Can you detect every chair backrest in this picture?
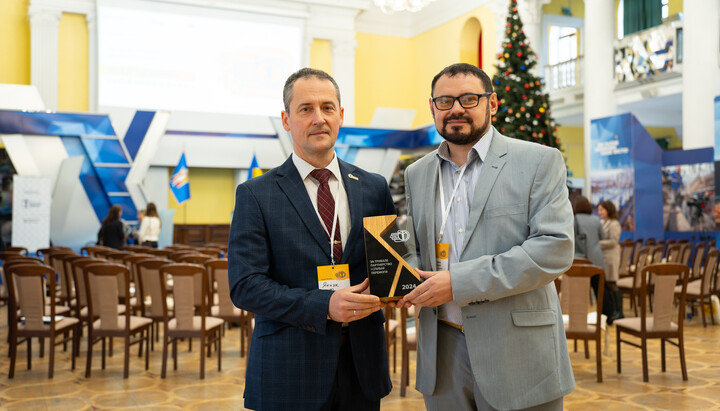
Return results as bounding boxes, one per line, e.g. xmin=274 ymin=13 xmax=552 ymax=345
xmin=6 ymin=264 xmax=56 ymax=331
xmin=123 ymin=253 xmax=154 ymax=281
xmin=650 ymin=245 xmax=665 ymax=264
xmin=561 ymin=264 xmax=604 ymax=333
xmin=665 ymin=244 xmax=682 ymax=263
xmin=70 ymin=257 xmax=104 ymax=308
xmin=691 ymin=242 xmax=707 ymax=280
xmin=679 ymin=242 xmax=693 ymax=266
xmin=49 ymin=251 xmax=77 ymax=299
xmin=136 ymin=259 xmax=170 ymax=317
xmin=58 ymin=254 xmax=85 ymax=300
xmin=197 ymin=247 xmax=222 ymax=258
xmin=618 ymin=240 xmax=635 ymax=276
xmin=639 ymin=263 xmax=689 ymax=332
xmin=84 ymin=263 xmax=130 ymax=330
xmin=572 ymin=257 xmax=592 ymax=265
xmin=160 ymin=263 xmax=208 ymax=331
xmin=170 ymin=250 xmax=197 ymax=262
xmin=5 ymin=246 xmax=28 ymax=255
xmin=700 ymin=249 xmax=719 ymax=296
xmin=205 ymin=259 xmax=233 ymax=316
xmin=633 ymin=246 xmax=653 ymax=289
xmin=0 ymin=250 xmax=24 ymax=263
xmin=81 ymin=245 xmax=113 ymax=257
xmin=144 ymin=248 xmax=172 ymax=259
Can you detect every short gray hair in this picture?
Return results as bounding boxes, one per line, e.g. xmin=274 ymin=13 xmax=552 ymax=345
xmin=282 ymin=67 xmax=341 ymax=112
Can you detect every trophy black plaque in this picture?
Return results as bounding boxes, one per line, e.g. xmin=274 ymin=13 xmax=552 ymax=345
xmin=363 ymin=215 xmax=421 ymax=302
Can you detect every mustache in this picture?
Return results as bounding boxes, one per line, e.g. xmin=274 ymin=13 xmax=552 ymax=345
xmin=309 ymin=126 xmax=331 ymax=134
xmin=443 ymin=114 xmax=473 ymax=127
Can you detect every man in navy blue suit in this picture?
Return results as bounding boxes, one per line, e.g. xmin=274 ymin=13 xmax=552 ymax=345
xmin=228 ymin=68 xmax=395 ymax=410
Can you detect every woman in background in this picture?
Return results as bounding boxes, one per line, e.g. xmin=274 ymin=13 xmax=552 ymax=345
xmin=99 ymin=205 xmax=126 ymax=249
xmin=573 ymin=196 xmax=607 ymax=314
xmin=138 ymin=202 xmax=161 ymax=248
xmin=598 ymin=200 xmax=624 ymax=323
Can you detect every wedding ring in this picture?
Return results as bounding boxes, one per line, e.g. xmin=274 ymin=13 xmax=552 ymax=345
xmin=353 ymin=309 xmax=357 ymax=316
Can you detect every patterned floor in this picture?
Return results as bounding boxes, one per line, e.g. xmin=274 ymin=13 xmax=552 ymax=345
xmin=0 ymin=305 xmax=718 ymax=410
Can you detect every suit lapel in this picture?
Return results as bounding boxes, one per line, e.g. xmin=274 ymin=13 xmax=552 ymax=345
xmin=339 ymin=160 xmax=362 ymax=265
xmin=276 ymin=157 xmax=331 ymax=259
xmin=461 ymin=131 xmax=507 ymax=255
xmin=420 ymin=155 xmax=440 ymax=269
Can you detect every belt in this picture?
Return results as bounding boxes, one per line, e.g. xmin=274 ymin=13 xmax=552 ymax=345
xmin=439 ymin=319 xmax=464 ymax=333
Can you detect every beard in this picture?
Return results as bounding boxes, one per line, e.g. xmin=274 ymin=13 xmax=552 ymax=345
xmin=437 ymin=104 xmax=491 ymax=146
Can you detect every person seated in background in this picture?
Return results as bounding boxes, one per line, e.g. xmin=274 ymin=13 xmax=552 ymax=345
xmin=98 ymin=205 xmax=126 ymax=249
xmin=138 ymin=203 xmax=160 ymax=248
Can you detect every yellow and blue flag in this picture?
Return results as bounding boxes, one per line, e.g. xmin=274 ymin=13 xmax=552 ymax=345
xmin=170 ymin=153 xmax=190 ymax=204
xmin=247 ymin=154 xmax=263 ymax=180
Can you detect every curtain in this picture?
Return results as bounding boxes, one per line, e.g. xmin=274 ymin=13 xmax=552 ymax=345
xmin=623 ymin=0 xmax=662 ymax=37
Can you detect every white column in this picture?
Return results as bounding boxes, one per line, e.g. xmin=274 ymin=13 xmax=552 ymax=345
xmin=332 ymin=37 xmax=357 ymax=125
xmin=582 ymin=0 xmax=616 ymax=192
xmin=28 ymin=6 xmax=62 ymax=111
xmin=682 ymin=1 xmax=720 ymax=150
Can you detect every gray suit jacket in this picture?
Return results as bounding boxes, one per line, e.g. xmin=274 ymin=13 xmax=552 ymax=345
xmin=404 ymin=129 xmax=575 ymax=410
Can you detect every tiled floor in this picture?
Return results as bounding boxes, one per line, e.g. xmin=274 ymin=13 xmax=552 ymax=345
xmin=0 ymin=306 xmax=718 ymax=410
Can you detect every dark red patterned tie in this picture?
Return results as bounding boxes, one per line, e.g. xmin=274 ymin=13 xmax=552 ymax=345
xmin=311 ymin=169 xmax=342 ymax=262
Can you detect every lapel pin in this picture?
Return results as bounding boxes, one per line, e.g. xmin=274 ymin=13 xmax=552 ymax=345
xmin=348 ymin=173 xmax=359 ymax=181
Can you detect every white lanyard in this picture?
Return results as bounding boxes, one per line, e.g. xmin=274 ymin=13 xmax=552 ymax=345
xmin=318 ymin=178 xmax=341 ymax=266
xmin=437 ymin=162 xmax=468 ymax=244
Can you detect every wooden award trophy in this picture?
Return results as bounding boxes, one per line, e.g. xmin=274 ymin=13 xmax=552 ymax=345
xmin=363 ymin=215 xmax=422 ymax=302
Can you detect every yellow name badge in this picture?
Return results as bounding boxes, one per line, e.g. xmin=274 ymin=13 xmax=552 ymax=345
xmin=435 ymin=243 xmax=449 ymax=271
xmin=317 ymin=264 xmax=351 ymax=291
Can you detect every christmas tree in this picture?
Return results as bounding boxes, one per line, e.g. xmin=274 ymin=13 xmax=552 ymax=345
xmin=492 ymin=0 xmax=561 ymax=150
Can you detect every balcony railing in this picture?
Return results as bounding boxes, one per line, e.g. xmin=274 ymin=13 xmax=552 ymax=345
xmin=544 ymin=56 xmax=584 ymax=91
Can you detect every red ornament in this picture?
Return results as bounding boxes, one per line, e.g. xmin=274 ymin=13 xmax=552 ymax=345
xmin=519 ymin=125 xmax=525 ymax=131
xmin=498 ymin=53 xmax=503 ymax=58
xmin=508 ymin=43 xmax=512 ymax=48
xmin=508 ymin=109 xmax=514 ymax=114
xmin=520 ymin=107 xmax=526 ymax=112
xmin=532 ymin=132 xmax=538 ymax=138
xmin=507 ymin=30 xmax=511 ymax=34
xmin=504 ymin=71 xmax=509 ymax=76
xmin=501 ymin=128 xmax=505 ymax=133
xmin=517 ymin=52 xmax=522 ymax=57
xmin=535 ymin=80 xmax=540 ymax=86
xmin=536 ymin=114 xmax=541 ymax=118
xmin=507 ymin=22 xmax=511 ymax=27
xmin=505 ymin=86 xmax=511 ymax=91
xmin=524 ymin=84 xmax=530 ymax=89
xmin=522 ymin=95 xmax=527 ymax=100
xmin=492 ymin=117 xmax=497 ymax=122
xmin=508 ymin=68 xmax=513 ymax=73
xmin=513 ymin=7 xmax=517 ymax=12
xmin=541 ymin=130 xmax=546 ymax=134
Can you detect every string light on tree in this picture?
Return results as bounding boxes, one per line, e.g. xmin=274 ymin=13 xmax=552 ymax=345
xmin=492 ymin=0 xmax=562 ymax=149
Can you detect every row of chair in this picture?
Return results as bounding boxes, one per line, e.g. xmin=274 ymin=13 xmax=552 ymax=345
xmin=1 ymin=245 xmax=250 ymax=380
xmin=562 ymin=261 xmax=692 ymax=383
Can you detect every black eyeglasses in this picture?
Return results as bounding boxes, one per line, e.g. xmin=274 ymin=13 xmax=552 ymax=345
xmin=431 ymin=92 xmax=492 ymax=110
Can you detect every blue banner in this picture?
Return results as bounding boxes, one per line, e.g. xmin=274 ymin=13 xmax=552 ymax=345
xmin=170 ymin=153 xmax=190 ymax=204
xmin=0 ymin=110 xmax=116 ymax=137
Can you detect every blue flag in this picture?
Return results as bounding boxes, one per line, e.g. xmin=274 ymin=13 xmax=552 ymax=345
xmin=247 ymin=154 xmax=263 ymax=180
xmin=170 ymin=153 xmax=190 ymax=204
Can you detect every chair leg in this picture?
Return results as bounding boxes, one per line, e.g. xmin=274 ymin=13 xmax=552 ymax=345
xmin=217 ymin=330 xmax=222 ymax=372
xmin=109 ymin=337 xmax=113 ymax=357
xmin=145 ymin=329 xmax=150 ymax=371
xmin=641 ymin=337 xmax=649 ymax=382
xmin=48 ymin=335 xmax=55 ymax=379
xmin=138 ymin=330 xmax=144 ymax=358
xmin=200 ymin=336 xmax=206 ymax=379
xmin=661 ymin=339 xmax=666 ymax=372
xmin=584 ymin=340 xmax=589 ymax=359
xmin=595 ymin=336 xmax=602 ymax=383
xmin=161 ymin=332 xmax=169 ymax=378
xmin=400 ymin=349 xmax=408 ymax=397
xmin=616 ymin=329 xmax=622 ymax=374
xmin=101 ymin=337 xmax=106 ymax=370
xmin=173 ymin=339 xmax=178 ymax=371
xmin=701 ymin=300 xmax=707 ymax=328
xmin=8 ymin=334 xmax=17 ymax=378
xmin=71 ymin=326 xmax=77 ymax=371
xmin=678 ymin=335 xmax=688 ymax=381
xmin=124 ymin=335 xmax=130 ymax=379
xmin=39 ymin=337 xmax=44 ymax=358
xmin=86 ymin=335 xmax=93 ymax=378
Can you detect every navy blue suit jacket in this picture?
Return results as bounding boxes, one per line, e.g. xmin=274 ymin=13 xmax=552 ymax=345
xmin=228 ymin=156 xmax=395 ymax=410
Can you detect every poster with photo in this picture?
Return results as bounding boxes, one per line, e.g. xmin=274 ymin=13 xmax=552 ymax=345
xmin=663 ymin=163 xmax=715 ymax=232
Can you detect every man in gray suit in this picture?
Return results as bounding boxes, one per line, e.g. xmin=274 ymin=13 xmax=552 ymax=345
xmin=399 ymin=63 xmax=575 ymax=410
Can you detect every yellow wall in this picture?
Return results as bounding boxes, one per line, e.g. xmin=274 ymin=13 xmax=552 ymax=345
xmin=310 ymin=39 xmax=332 ymax=75
xmin=168 ymin=167 xmax=235 ymax=224
xmin=557 ymin=126 xmax=584 ymax=178
xmin=542 ymin=0 xmax=585 ymax=17
xmin=668 ymin=0 xmax=682 ymax=17
xmin=0 ymin=0 xmax=30 ymax=84
xmin=58 ymin=13 xmax=89 ymax=111
xmin=355 ymin=6 xmax=497 ymax=128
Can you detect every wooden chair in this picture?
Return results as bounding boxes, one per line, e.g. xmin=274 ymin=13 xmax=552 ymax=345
xmin=616 ymin=263 xmax=690 ymax=382
xmin=136 ymin=258 xmax=172 ymax=351
xmin=144 ymin=248 xmax=173 ymax=259
xmin=618 ymin=239 xmax=635 ymax=278
xmin=83 ymin=263 xmax=152 ymax=378
xmin=561 ymin=264 xmax=605 ymax=382
xmin=197 ymin=247 xmax=222 ymax=258
xmin=679 ymin=242 xmax=693 ymax=267
xmin=37 ymin=246 xmax=74 ymax=265
xmin=159 ymin=263 xmax=224 ymax=379
xmin=170 ymin=250 xmax=197 ymax=262
xmin=81 ymin=245 xmax=114 ymax=258
xmin=618 ymin=246 xmax=652 ymax=316
xmin=6 ymin=263 xmax=79 ymax=378
xmin=399 ymin=306 xmax=417 ymax=397
xmin=573 ymin=257 xmax=592 ymax=265
xmin=205 ymin=259 xmax=251 ymax=356
xmin=689 ymin=242 xmax=707 ymax=281
xmin=49 ymin=251 xmax=78 ymax=306
xmin=121 ymin=245 xmax=150 ymax=253
xmin=650 ymin=245 xmax=665 ymax=264
xmin=664 ymin=243 xmax=682 ymax=263
xmin=676 ymin=249 xmax=719 ymax=327
xmin=4 ymin=246 xmax=28 ymax=255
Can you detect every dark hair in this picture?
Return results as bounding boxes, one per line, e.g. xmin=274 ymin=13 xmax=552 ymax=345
xmin=146 ymin=202 xmax=159 ymax=218
xmin=572 ymin=196 xmax=593 ymax=215
xmin=102 ymin=204 xmax=122 ymax=226
xmin=599 ymin=200 xmax=619 ymax=220
xmin=431 ymin=63 xmax=493 ymax=97
xmin=283 ymin=67 xmax=341 ymax=112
